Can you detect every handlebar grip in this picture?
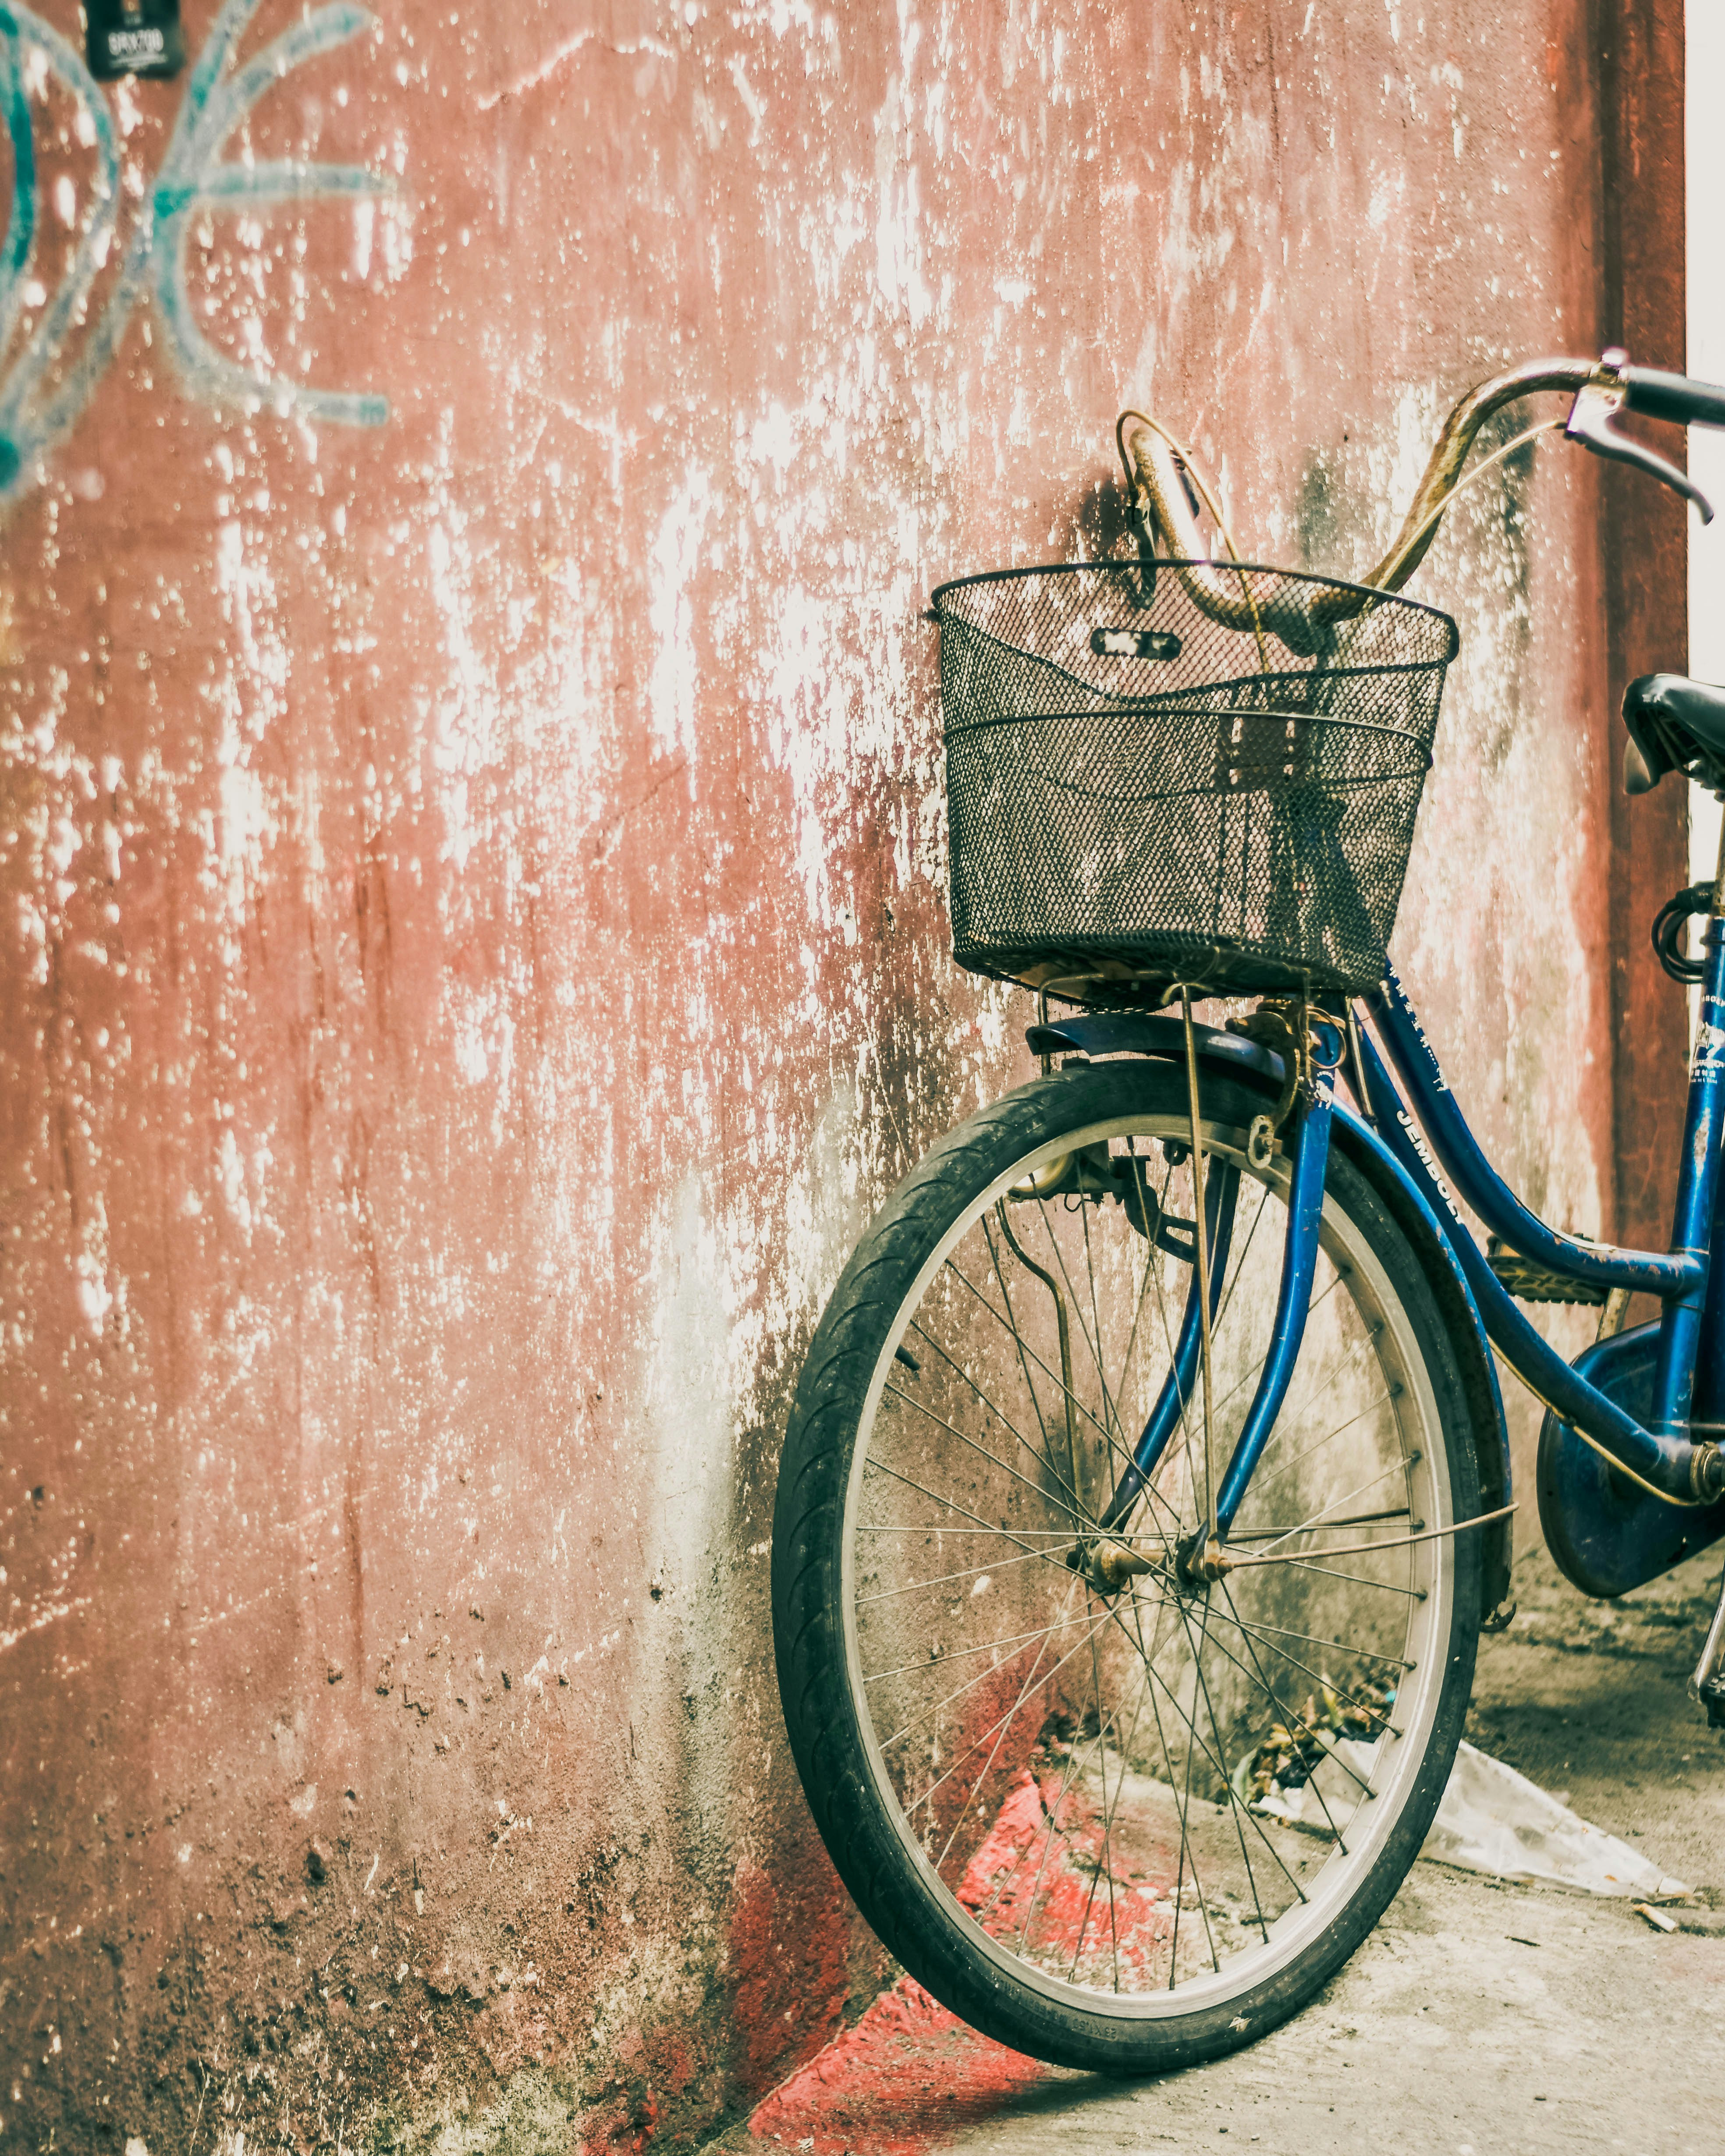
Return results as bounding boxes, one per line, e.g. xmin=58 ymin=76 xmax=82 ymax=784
xmin=1623 ymin=365 xmax=1725 ymax=431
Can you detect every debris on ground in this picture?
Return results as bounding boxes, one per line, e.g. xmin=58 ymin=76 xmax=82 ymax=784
xmin=1230 ymin=1673 xmax=1690 ymax=1904
xmin=1230 ymin=1674 xmax=1397 ymax=1817
xmin=1421 ymin=1741 xmax=1687 ymax=1899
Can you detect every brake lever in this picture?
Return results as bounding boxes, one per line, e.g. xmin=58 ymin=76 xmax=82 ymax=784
xmin=1566 ymin=359 xmax=1715 ymax=522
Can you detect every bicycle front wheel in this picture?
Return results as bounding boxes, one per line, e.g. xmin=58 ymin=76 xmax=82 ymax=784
xmin=772 ymin=1058 xmax=1483 ymax=2072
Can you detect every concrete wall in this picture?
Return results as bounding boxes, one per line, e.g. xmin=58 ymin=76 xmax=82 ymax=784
xmin=0 ymin=2 xmax=1686 ymax=2150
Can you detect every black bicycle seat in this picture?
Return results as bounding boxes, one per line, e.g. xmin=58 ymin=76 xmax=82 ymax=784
xmin=1623 ymin=673 xmax=1725 ymax=793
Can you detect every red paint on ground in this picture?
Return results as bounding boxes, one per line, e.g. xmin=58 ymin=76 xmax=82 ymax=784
xmin=748 ymin=1768 xmax=1182 ymax=2153
xmin=954 ymin=1766 xmax=1175 ymax=1991
xmin=747 ymin=1976 xmax=1044 ymax=2156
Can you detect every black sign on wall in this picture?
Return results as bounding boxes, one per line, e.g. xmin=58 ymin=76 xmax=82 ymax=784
xmin=86 ymin=0 xmax=185 ymax=81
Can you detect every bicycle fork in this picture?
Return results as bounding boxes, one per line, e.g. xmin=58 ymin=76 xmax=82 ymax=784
xmin=1086 ymin=1039 xmax=1341 ymax=1589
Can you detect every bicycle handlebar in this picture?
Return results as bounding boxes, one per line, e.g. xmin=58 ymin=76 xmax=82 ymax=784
xmin=1624 ymin=363 xmax=1725 ymax=432
xmin=1119 ymin=358 xmax=1593 ymax=648
xmin=1119 ymin=351 xmax=1715 ymax=648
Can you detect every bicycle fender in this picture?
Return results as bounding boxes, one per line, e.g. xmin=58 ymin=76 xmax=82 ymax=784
xmin=1026 ymin=1010 xmax=1285 ymax=1082
xmin=1023 ymin=1013 xmax=1516 ymax=1618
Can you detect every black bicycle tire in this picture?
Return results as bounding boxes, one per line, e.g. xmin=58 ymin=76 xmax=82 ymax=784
xmin=771 ymin=1059 xmax=1483 ymax=2074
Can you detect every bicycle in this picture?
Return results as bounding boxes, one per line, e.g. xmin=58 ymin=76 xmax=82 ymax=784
xmin=770 ymin=349 xmax=1725 ymax=2074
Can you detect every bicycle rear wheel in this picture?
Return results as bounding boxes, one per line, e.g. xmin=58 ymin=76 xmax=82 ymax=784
xmin=772 ymin=1058 xmax=1482 ymax=2072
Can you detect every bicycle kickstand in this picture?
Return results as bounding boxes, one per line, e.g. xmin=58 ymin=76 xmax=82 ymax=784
xmin=1692 ymin=1567 xmax=1725 ymax=1728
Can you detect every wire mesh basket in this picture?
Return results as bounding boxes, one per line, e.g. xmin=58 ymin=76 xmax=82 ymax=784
xmin=931 ymin=560 xmax=1460 ymax=1000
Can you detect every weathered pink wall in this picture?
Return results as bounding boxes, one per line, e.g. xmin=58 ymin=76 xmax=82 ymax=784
xmin=0 ymin=2 xmax=1685 ymax=2149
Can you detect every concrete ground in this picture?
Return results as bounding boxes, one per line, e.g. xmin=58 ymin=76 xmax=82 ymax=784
xmin=735 ymin=1543 xmax=1725 ymax=2156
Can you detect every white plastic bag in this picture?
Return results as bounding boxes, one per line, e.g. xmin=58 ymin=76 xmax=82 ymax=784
xmin=1420 ymin=1739 xmax=1686 ymax=1898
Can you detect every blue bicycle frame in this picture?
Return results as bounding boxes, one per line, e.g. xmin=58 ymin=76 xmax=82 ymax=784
xmin=1360 ymin=945 xmax=1725 ymax=1501
xmin=1040 ymin=926 xmax=1725 ymax=1570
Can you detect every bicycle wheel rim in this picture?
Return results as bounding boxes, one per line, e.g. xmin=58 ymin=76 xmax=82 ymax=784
xmin=836 ymin=1099 xmax=1457 ymax=2021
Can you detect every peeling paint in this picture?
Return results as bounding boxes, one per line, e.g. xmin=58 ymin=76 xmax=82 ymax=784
xmin=0 ymin=1 xmax=1685 ymax=2150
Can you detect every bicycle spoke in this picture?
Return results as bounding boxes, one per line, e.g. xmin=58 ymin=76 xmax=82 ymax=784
xmin=1272 ymin=1324 xmax=1381 ymax=1443
xmin=859 ymin=1457 xmax=1088 ymax=1582
xmin=1180 ymin=1596 xmax=1370 ymax=1827
xmin=1035 ymin=1191 xmax=1125 ymax=1454
xmin=1079 ymin=1593 xmax=1124 ymax=1990
xmin=1211 ymin=1173 xmax=1272 ymax=1340
xmin=932 ymin=1576 xmax=1088 ymax=1875
xmin=1198 ymin=1606 xmax=1415 ymax=1672
xmin=1240 ymin=1353 xmax=1385 ymax=1500
xmin=865 ymin=1611 xmax=1109 ymax=1686
xmin=884 ymin=1381 xmax=1088 ymax=1531
xmin=892 ymin=1348 xmax=1089 ymax=1524
xmin=1207 ymin=1273 xmax=1345 ymax=1429
xmin=887 ymin=1604 xmax=1113 ymax=1765
xmin=1225 ymin=1508 xmax=1409 ymax=1543
xmin=1079 ymin=1201 xmax=1121 ymax=1456
xmin=968 ymin=1674 xmax=1128 ymax=1932
xmin=946 ymin=1248 xmax=1140 ymax=1482
xmin=1128 ymin=1593 xmax=1221 ymax=1983
xmin=1247 ymin=1449 xmax=1406 ymax=1555
xmin=1013 ymin=1683 xmax=1120 ymax=1958
xmin=979 ymin=1213 xmax=1061 ymax=1464
xmin=857 ymin=1524 xmax=1079 ymax=1535
xmin=1215 ymin=1574 xmax=1385 ymax=1841
xmin=1103 ymin=1596 xmax=1312 ymax=1914
xmin=1140 ymin=1167 xmax=1207 ymax=1533
xmin=1098 ymin=1582 xmax=1271 ymax=1969
xmin=1267 ymin=1556 xmax=1427 ymax=1597
xmin=975 ymin=1227 xmax=1190 ymax=1549
xmin=857 ymin=1542 xmax=1072 ymax=1609
xmin=1173 ymin=1590 xmax=1271 ymax=1945
xmin=1169 ymin=1607 xmax=1219 ymax=1977
xmin=1121 ymin=1587 xmax=1294 ymax=1957
xmin=1210 ymin=1607 xmax=1402 ymax=1736
xmin=1113 ymin=1153 xmax=1177 ymax=1418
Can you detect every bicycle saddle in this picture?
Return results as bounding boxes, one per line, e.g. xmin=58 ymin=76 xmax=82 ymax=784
xmin=1622 ymin=673 xmax=1725 ymax=793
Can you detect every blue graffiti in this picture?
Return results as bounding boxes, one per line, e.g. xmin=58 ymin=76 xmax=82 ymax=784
xmin=0 ymin=0 xmax=396 ymax=508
